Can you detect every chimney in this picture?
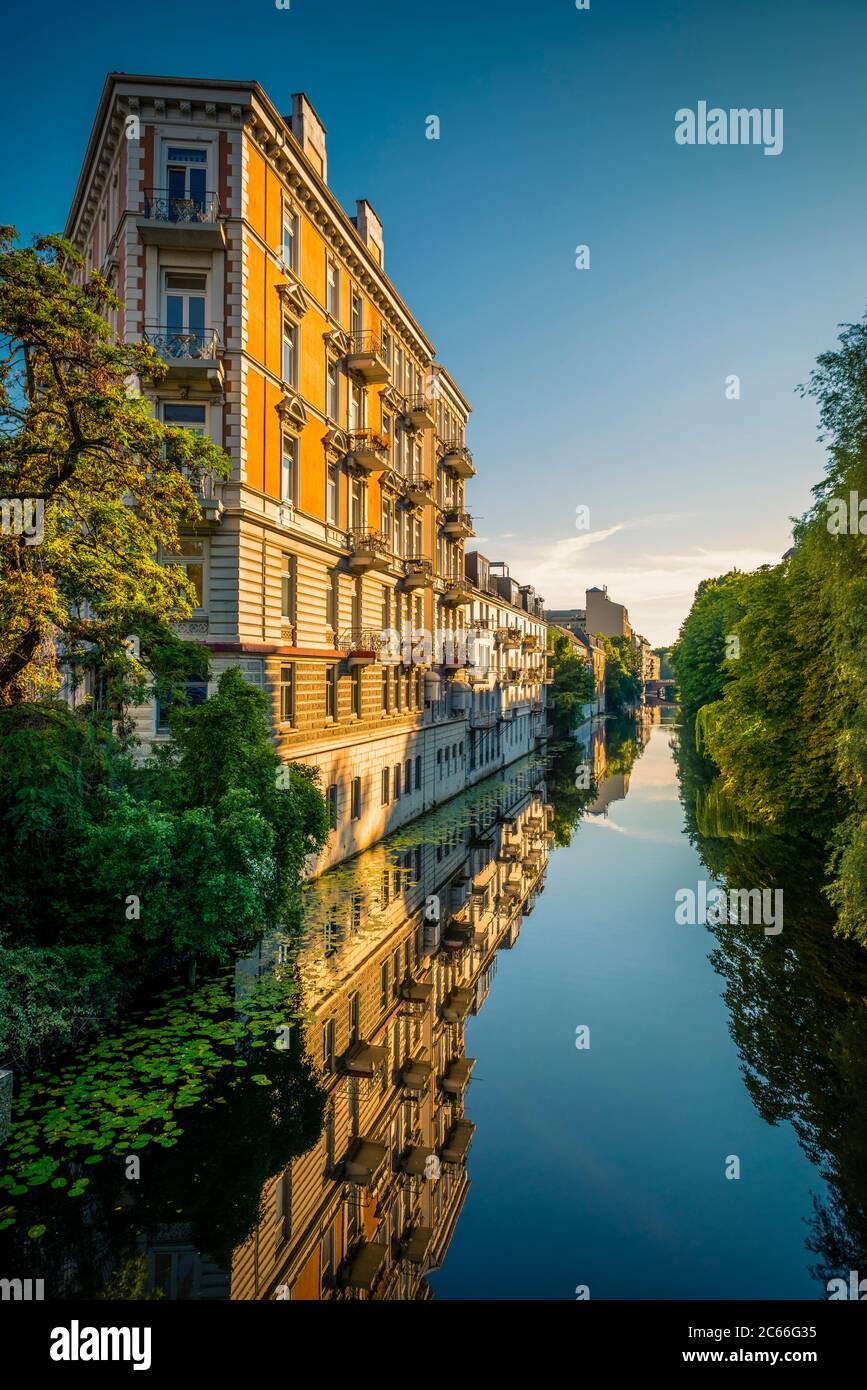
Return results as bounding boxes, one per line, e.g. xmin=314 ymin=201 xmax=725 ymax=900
xmin=354 ymin=199 xmax=384 ymax=267
xmin=290 ymin=93 xmax=327 ymax=183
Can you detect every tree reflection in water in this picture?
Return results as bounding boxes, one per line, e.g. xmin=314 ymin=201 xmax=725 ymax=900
xmin=672 ymin=716 xmax=867 ymax=1281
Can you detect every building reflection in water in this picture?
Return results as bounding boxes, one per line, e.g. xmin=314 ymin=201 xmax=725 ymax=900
xmin=147 ymin=756 xmax=553 ymax=1300
xmin=584 ymin=708 xmax=657 ymax=818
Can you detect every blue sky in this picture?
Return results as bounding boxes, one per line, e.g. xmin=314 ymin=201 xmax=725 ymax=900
xmin=4 ymin=0 xmax=866 ymax=642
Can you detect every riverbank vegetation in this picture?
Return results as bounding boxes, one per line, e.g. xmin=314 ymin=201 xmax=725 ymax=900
xmin=671 ymin=310 xmax=867 ymax=947
xmin=600 ymin=634 xmax=642 ymax=711
xmin=545 ymin=628 xmax=595 ymax=736
xmin=0 ymin=231 xmax=329 ymax=1068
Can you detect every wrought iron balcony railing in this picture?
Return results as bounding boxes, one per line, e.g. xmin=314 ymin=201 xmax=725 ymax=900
xmin=347 ymin=428 xmax=389 ymax=460
xmin=347 ymin=527 xmax=390 ymax=554
xmin=348 ymin=331 xmax=386 ymax=358
xmin=143 ymin=326 xmax=221 ymax=360
xmin=142 ymin=188 xmax=220 ymax=223
xmin=403 ymin=473 xmax=433 ymax=497
xmin=337 ymin=628 xmax=387 ymax=654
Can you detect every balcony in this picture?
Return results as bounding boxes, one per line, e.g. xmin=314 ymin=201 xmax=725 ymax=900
xmin=401 ymin=1224 xmax=435 ymax=1266
xmin=347 ymin=527 xmax=391 ymax=573
xmin=441 ymin=1057 xmax=476 ymax=1097
xmin=341 ymin=1137 xmax=388 ymax=1186
xmin=440 ymin=444 xmax=475 ymax=479
xmin=137 ymin=189 xmax=224 ymax=248
xmin=344 ymin=1240 xmax=389 ymax=1293
xmin=346 ymin=331 xmax=389 ymax=383
xmin=442 ymin=921 xmax=473 ymax=953
xmin=441 ymin=650 xmax=468 ymax=675
xmin=440 ymin=987 xmax=474 ymax=1024
xmin=183 ymin=468 xmax=222 ymax=522
xmin=470 ymin=709 xmax=497 ymax=729
xmin=404 ymin=395 xmax=437 ymax=431
xmin=342 ymin=1040 xmax=389 ymax=1078
xmin=439 ymin=1118 xmax=475 ymax=1166
xmin=496 ymin=625 xmax=522 ymax=649
xmin=402 ymin=1145 xmax=436 ymax=1179
xmin=400 ymin=979 xmax=433 ymax=1015
xmin=403 ymin=474 xmax=434 ymax=508
xmin=498 ymin=842 xmax=522 ymax=863
xmin=400 ymin=1053 xmax=432 ymax=1095
xmin=142 ymin=326 xmax=222 ymax=386
xmin=337 ymin=628 xmax=387 ymax=668
xmin=441 ymin=509 xmax=475 ymax=539
xmin=347 ymin=429 xmax=389 ymax=472
xmin=448 ymin=877 xmax=471 ymax=913
xmin=440 ymin=578 xmax=473 ymax=608
xmin=403 ymin=557 xmax=433 ymax=591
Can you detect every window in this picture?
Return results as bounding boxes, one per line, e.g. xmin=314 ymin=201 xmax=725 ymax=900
xmin=281 ymin=434 xmax=299 ymax=505
xmin=381 ymin=665 xmax=390 ymax=712
xmin=163 ymin=271 xmax=208 ymax=350
xmin=351 ymin=668 xmax=362 ymax=718
xmin=325 ymin=665 xmax=337 ymax=721
xmin=326 ymin=259 xmax=340 ymax=318
xmin=162 ymin=536 xmax=206 ymax=608
xmin=322 ymin=1019 xmax=335 ymax=1071
xmin=351 ymin=775 xmax=362 ymax=819
xmin=280 ymin=556 xmax=296 ymax=621
xmin=382 ymin=411 xmax=393 ymax=466
xmin=415 ymin=754 xmax=422 ymax=789
xmin=163 ymin=401 xmax=207 ymax=435
xmin=282 ymin=206 xmax=299 ymax=272
xmin=326 ymin=783 xmax=338 ymax=829
xmin=380 ymin=963 xmax=389 ymax=1010
xmin=275 ymin=1170 xmax=291 ymax=1239
xmin=381 ymin=328 xmax=392 ymax=368
xmin=165 ymin=145 xmax=208 ymax=214
xmin=405 ymin=759 xmax=412 ymax=793
xmin=350 ymin=289 xmax=362 ymax=339
xmin=394 ymin=764 xmax=401 ymax=800
xmin=326 ymin=357 xmax=340 ymax=420
xmin=349 ymin=477 xmax=366 ymax=530
xmin=327 ymin=572 xmax=339 ymax=632
xmin=279 ymin=664 xmax=294 ymax=724
xmin=349 ymin=381 xmax=364 ymax=432
xmin=156 ymin=679 xmax=207 ymax=733
xmin=381 ymin=766 xmax=390 ymax=806
xmin=282 ymin=320 xmax=298 ymax=387
xmin=348 ymin=993 xmax=359 ymax=1047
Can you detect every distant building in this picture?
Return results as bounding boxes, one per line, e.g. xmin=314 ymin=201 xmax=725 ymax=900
xmin=546 ymin=608 xmax=586 ymax=633
xmin=584 ymin=586 xmax=632 ymax=639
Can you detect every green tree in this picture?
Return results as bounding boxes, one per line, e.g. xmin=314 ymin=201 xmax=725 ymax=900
xmin=0 ymin=228 xmax=228 ymax=706
xmin=670 ymin=573 xmax=746 ymax=719
xmin=546 ymin=628 xmax=595 ymax=737
xmin=0 ymin=671 xmax=328 ymax=1067
xmin=600 ymin=634 xmax=642 ymax=712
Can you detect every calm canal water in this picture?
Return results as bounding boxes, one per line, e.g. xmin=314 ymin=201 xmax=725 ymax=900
xmin=3 ymin=708 xmax=865 ymax=1299
xmin=431 ymin=711 xmax=832 ymax=1299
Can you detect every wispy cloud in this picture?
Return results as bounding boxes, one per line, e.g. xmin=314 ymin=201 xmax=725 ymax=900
xmin=490 ymin=512 xmax=782 ymax=643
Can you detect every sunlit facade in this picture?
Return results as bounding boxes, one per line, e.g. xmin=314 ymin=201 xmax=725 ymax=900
xmin=64 ymin=74 xmax=549 ymax=869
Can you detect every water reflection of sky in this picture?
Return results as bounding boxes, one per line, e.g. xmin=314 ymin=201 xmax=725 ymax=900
xmin=429 ymin=724 xmax=829 ymax=1300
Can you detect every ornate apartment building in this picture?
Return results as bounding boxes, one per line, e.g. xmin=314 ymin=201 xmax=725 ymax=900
xmin=64 ymin=73 xmax=548 ymax=870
